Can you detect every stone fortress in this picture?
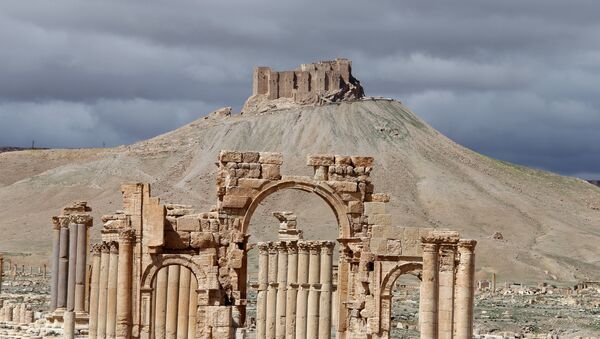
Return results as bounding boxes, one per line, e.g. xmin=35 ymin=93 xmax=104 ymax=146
xmin=242 ymin=59 xmax=365 ymax=113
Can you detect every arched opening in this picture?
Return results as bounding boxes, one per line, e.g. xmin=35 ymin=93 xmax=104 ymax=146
xmin=389 ymin=273 xmax=421 ymax=339
xmin=149 ymin=264 xmax=198 ymax=339
xmin=380 ymin=263 xmax=423 ymax=339
xmin=242 ymin=182 xmax=346 ymax=338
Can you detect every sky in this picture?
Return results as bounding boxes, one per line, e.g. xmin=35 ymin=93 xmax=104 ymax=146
xmin=0 ymin=1 xmax=599 ymax=178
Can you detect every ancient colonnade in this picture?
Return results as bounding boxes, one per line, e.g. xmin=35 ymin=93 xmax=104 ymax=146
xmin=256 ymin=240 xmax=335 ymax=339
xmin=420 ymin=232 xmax=477 ymax=339
xmin=0 ymin=302 xmax=35 ymax=324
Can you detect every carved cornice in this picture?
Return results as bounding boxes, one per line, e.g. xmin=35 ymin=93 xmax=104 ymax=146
xmin=457 ymin=239 xmax=477 ymax=252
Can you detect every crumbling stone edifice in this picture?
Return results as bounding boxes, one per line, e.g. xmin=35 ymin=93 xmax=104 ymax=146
xmin=47 ymin=151 xmax=477 ymax=339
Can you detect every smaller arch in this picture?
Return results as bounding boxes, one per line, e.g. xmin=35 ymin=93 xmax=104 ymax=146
xmin=380 ymin=262 xmax=423 ymax=297
xmin=141 ymin=254 xmax=207 ymax=289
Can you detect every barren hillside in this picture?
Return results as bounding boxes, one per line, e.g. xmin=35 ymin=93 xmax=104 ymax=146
xmin=1 ymin=99 xmax=599 ymax=282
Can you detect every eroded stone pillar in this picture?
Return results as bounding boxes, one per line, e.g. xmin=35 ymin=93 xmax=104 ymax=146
xmin=306 ymin=241 xmax=321 ymax=339
xmin=116 ymin=229 xmax=134 ymax=339
xmin=98 ymin=243 xmax=111 ymax=339
xmin=176 ymin=267 xmax=191 ymax=339
xmin=57 ymin=226 xmax=70 ymax=310
xmin=89 ymin=245 xmax=102 ymax=339
xmin=275 ymin=242 xmax=288 ymax=339
xmin=154 ymin=268 xmax=169 ymax=339
xmin=0 ymin=255 xmax=3 ymax=295
xmin=319 ymin=241 xmax=334 ymax=339
xmin=67 ymin=222 xmax=78 ymax=311
xmin=50 ymin=220 xmax=61 ymax=310
xmin=256 ymin=243 xmax=269 ymax=339
xmin=165 ymin=265 xmax=180 ymax=339
xmin=438 ymin=239 xmax=458 ymax=339
xmin=107 ymin=242 xmax=119 ymax=339
xmin=266 ymin=243 xmax=278 ymax=339
xmin=295 ymin=241 xmax=310 ymax=339
xmin=454 ymin=240 xmax=477 ymax=339
xmin=187 ymin=275 xmax=198 ymax=339
xmin=420 ymin=236 xmax=440 ymax=339
xmin=285 ymin=242 xmax=298 ymax=339
xmin=75 ymin=223 xmax=88 ymax=313
xmin=64 ymin=310 xmax=75 ymax=339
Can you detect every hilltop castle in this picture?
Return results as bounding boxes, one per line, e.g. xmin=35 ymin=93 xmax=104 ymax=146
xmin=243 ymin=58 xmax=364 ymax=113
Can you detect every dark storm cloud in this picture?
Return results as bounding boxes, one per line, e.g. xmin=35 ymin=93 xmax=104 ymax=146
xmin=0 ymin=0 xmax=599 ymax=177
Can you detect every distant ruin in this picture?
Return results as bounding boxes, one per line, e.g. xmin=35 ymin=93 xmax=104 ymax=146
xmin=243 ymin=59 xmax=365 ymax=113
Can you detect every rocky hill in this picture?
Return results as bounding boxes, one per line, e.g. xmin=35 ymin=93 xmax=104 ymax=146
xmin=0 ymin=99 xmax=599 ymax=282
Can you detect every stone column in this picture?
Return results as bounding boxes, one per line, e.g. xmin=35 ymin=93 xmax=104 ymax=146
xmin=67 ymin=222 xmax=78 ymax=311
xmin=75 ymin=222 xmax=88 ymax=313
xmin=491 ymin=273 xmax=496 ymax=294
xmin=266 ymin=243 xmax=278 ymax=339
xmin=64 ymin=310 xmax=75 ymax=339
xmin=420 ymin=236 xmax=440 ymax=339
xmin=187 ymin=275 xmax=198 ymax=339
xmin=50 ymin=220 xmax=61 ymax=310
xmin=154 ymin=267 xmax=169 ymax=339
xmin=116 ymin=229 xmax=134 ymax=339
xmin=319 ymin=241 xmax=334 ymax=339
xmin=306 ymin=241 xmax=321 ymax=339
xmin=165 ymin=265 xmax=180 ymax=339
xmin=275 ymin=242 xmax=288 ymax=339
xmin=176 ymin=267 xmax=191 ymax=339
xmin=57 ymin=226 xmax=70 ymax=310
xmin=89 ymin=245 xmax=102 ymax=339
xmin=295 ymin=241 xmax=310 ymax=339
xmin=107 ymin=242 xmax=119 ymax=339
xmin=454 ymin=240 xmax=477 ymax=339
xmin=97 ymin=244 xmax=111 ymax=339
xmin=285 ymin=242 xmax=298 ymax=339
xmin=0 ymin=255 xmax=3 ymax=296
xmin=438 ymin=239 xmax=458 ymax=339
xmin=256 ymin=243 xmax=269 ymax=339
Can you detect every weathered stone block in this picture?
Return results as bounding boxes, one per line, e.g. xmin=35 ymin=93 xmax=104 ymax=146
xmin=176 ymin=215 xmax=200 ymax=232
xmin=402 ymin=228 xmax=420 ymax=256
xmin=238 ymin=178 xmax=269 ymax=189
xmin=259 ymin=152 xmax=283 ymax=165
xmin=371 ymin=225 xmax=386 ymax=239
xmin=261 ymin=164 xmax=281 ymax=180
xmin=219 ymin=150 xmax=242 ymax=163
xmin=307 ymin=154 xmax=334 ymax=166
xmin=335 ymin=155 xmax=353 ymax=165
xmin=386 ymin=239 xmax=402 ymax=255
xmin=364 ymin=202 xmax=386 ymax=215
xmin=190 ymin=232 xmax=216 ymax=249
xmin=369 ymin=214 xmax=391 ymax=226
xmin=164 ymin=231 xmax=190 ymax=250
xmin=371 ymin=193 xmax=390 ymax=202
xmin=228 ymin=248 xmax=244 ymax=269
xmin=347 ymin=201 xmax=363 ymax=214
xmin=351 ymin=156 xmax=374 ymax=167
xmin=242 ymin=152 xmax=260 ymax=163
xmin=222 ymin=195 xmax=251 ymax=209
xmin=326 ymin=181 xmax=357 ymax=192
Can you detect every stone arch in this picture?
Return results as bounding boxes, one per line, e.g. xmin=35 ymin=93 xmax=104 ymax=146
xmin=378 ymin=262 xmax=423 ymax=338
xmin=241 ymin=178 xmax=352 ymax=238
xmin=141 ymin=254 xmax=206 ymax=290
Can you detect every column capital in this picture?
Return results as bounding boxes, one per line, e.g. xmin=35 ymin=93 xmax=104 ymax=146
xmin=109 ymin=241 xmax=119 ymax=254
xmin=275 ymin=241 xmax=288 ymax=253
xmin=258 ymin=242 xmax=270 ymax=254
xmin=52 ymin=216 xmax=70 ymax=229
xmin=118 ymin=228 xmax=136 ymax=243
xmin=268 ymin=242 xmax=278 ymax=255
xmin=286 ymin=241 xmax=298 ymax=254
xmin=308 ymin=241 xmax=321 ymax=254
xmin=421 ymin=230 xmax=459 ymax=245
xmin=457 ymin=239 xmax=477 ymax=253
xmin=101 ymin=242 xmax=111 ymax=254
xmin=91 ymin=244 xmax=103 ymax=256
xmin=70 ymin=214 xmax=93 ymax=227
xmin=297 ymin=241 xmax=310 ymax=253
xmin=320 ymin=241 xmax=335 ymax=255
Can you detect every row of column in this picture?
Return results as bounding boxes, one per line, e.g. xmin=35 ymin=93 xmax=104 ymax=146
xmin=256 ymin=240 xmax=335 ymax=339
xmin=420 ymin=236 xmax=477 ymax=339
xmin=50 ymin=219 xmax=91 ymax=314
xmin=87 ymin=229 xmax=135 ymax=339
xmin=152 ymin=265 xmax=198 ymax=339
xmin=0 ymin=303 xmax=34 ymax=324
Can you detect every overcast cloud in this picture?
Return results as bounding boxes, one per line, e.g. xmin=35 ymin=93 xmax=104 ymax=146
xmin=0 ymin=0 xmax=599 ymax=178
